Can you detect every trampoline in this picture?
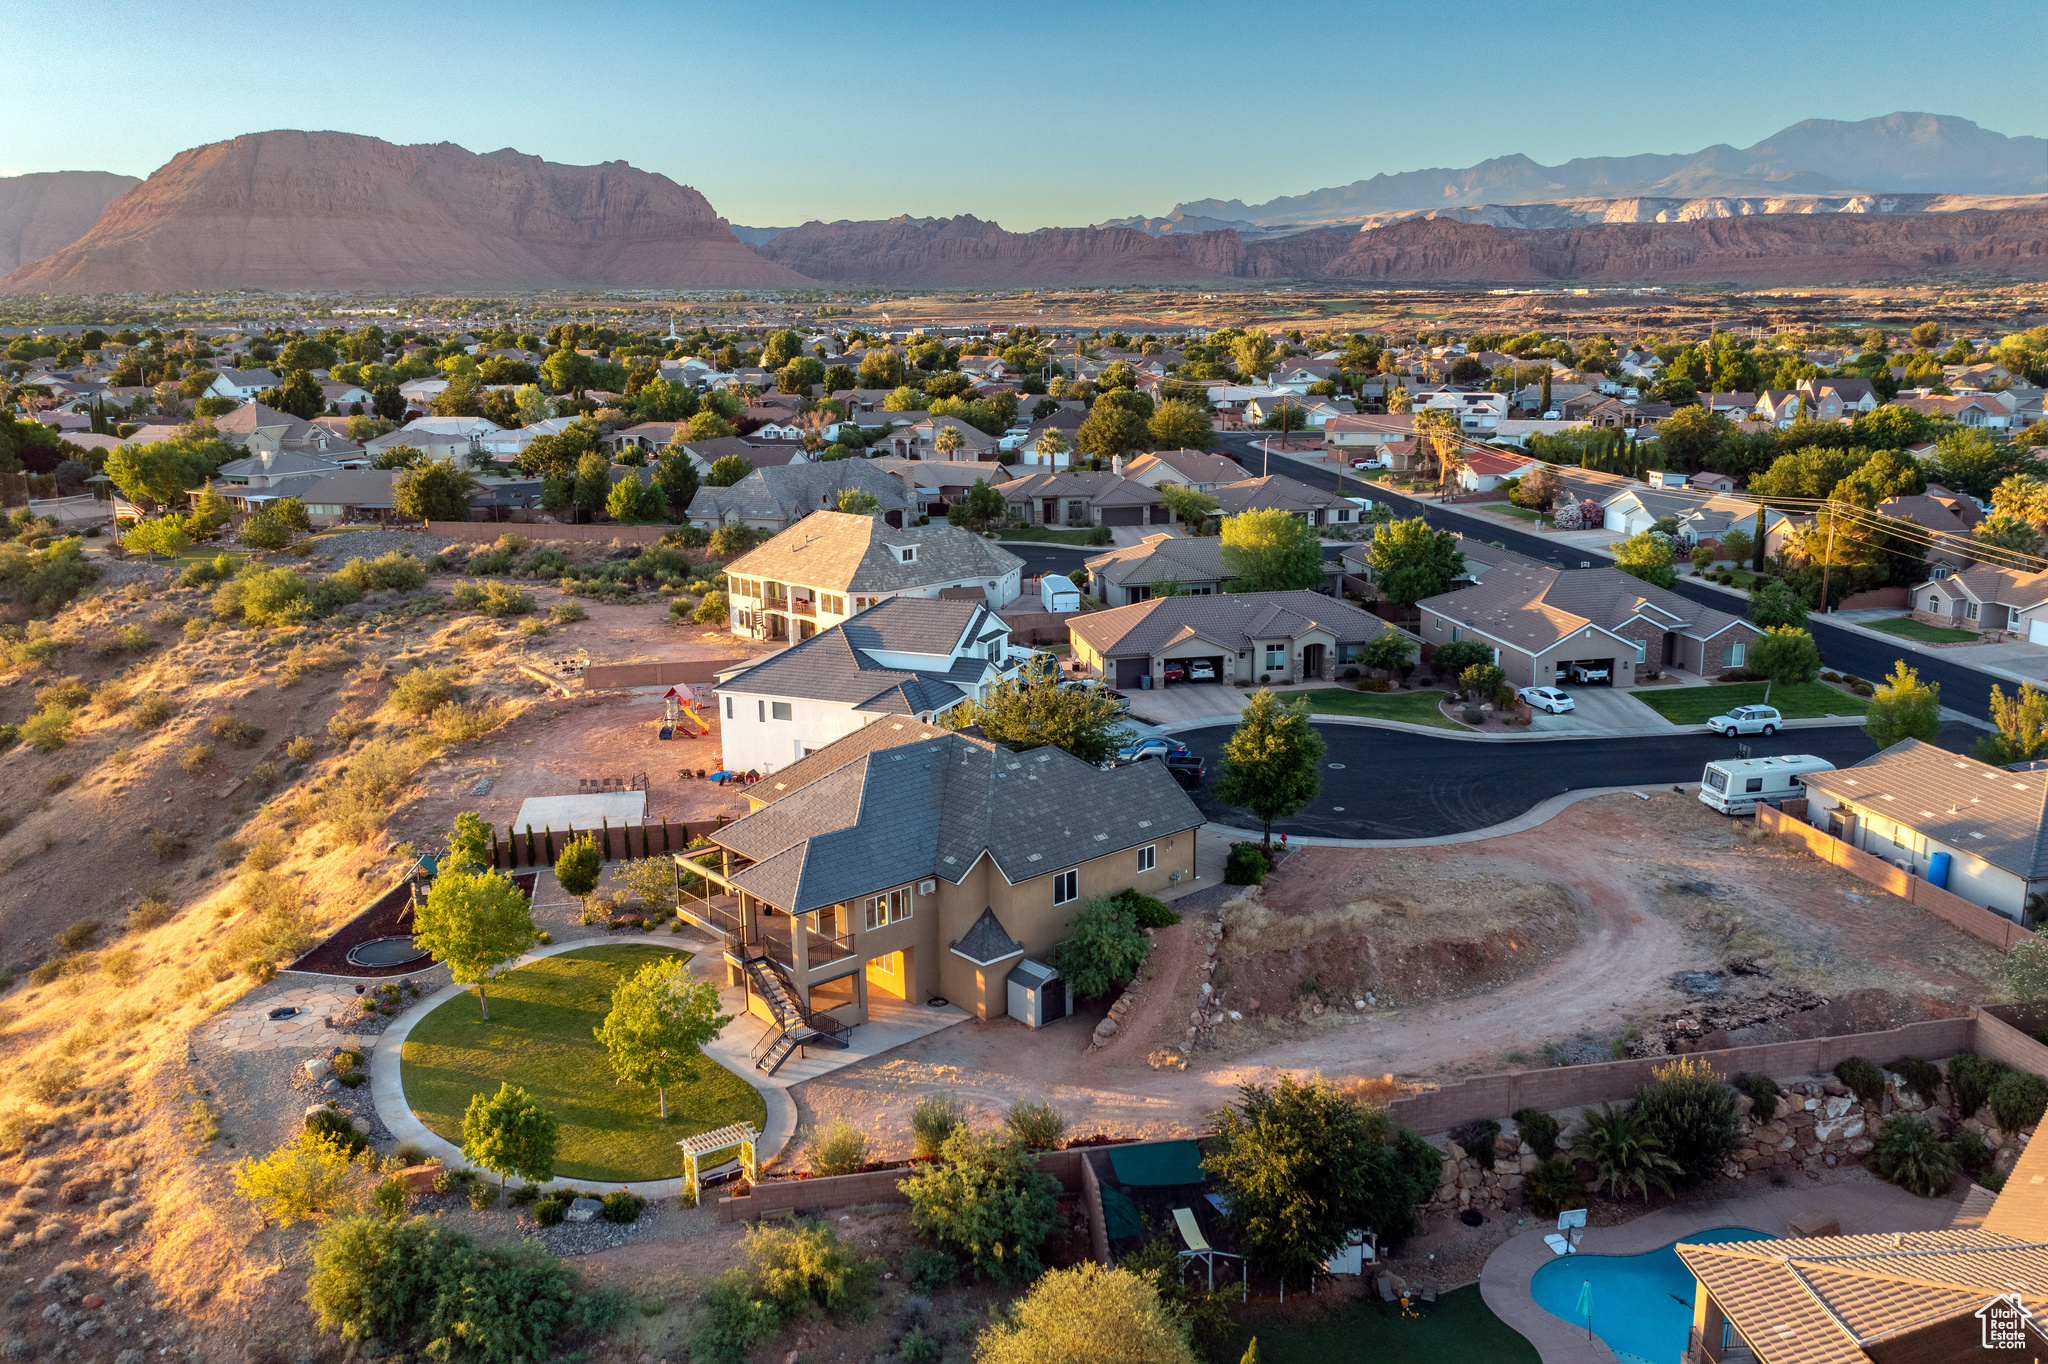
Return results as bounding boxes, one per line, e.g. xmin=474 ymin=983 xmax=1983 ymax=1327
xmin=345 ymin=936 xmax=431 ymax=968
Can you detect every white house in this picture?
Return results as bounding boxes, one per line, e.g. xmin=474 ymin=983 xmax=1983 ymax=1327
xmin=1800 ymin=738 xmax=2048 ymax=923
xmin=710 ymin=597 xmax=1038 ymax=776
xmin=205 ymin=368 xmax=279 ymax=402
xmin=397 ymin=377 xmax=450 ymax=409
xmin=1414 ymin=390 xmax=1508 ymax=435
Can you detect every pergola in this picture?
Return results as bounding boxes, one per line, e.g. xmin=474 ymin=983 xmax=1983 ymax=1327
xmin=678 ymin=1121 xmax=759 ymax=1205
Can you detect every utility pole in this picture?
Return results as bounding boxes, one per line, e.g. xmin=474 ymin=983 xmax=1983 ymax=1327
xmin=1819 ymin=502 xmax=1838 ymax=613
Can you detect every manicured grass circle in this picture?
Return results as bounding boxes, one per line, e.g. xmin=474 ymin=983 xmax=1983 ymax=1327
xmin=401 ymin=944 xmax=765 ymax=1182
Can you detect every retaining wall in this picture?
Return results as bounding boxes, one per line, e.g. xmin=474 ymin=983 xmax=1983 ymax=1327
xmin=427 ymin=520 xmax=671 ymax=545
xmin=578 ymin=659 xmax=752 ymax=691
xmin=1758 ymin=804 xmax=2036 ymax=951
xmin=715 ymin=1146 xmax=1098 ymax=1224
xmin=1833 ymin=586 xmax=1911 ymax=611
xmin=491 ymin=816 xmax=731 ymax=870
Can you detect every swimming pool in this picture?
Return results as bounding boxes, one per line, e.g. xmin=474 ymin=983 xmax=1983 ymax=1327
xmin=1531 ymin=1226 xmax=1771 ymax=1364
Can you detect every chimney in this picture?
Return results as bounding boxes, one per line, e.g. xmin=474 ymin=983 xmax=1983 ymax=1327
xmin=1111 ymin=455 xmax=1124 ymax=477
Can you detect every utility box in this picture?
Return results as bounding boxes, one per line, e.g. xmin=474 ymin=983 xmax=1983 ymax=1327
xmin=1007 ymin=958 xmax=1069 ymax=1029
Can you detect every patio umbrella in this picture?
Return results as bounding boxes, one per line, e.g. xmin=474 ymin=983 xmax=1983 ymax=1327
xmin=1576 ymin=1279 xmax=1592 ymax=1340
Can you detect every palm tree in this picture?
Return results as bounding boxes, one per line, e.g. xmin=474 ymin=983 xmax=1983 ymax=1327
xmin=933 ymin=425 xmax=965 ymax=460
xmin=1035 ymin=429 xmax=1070 ymax=467
xmin=1570 ymin=1104 xmax=1681 ymax=1201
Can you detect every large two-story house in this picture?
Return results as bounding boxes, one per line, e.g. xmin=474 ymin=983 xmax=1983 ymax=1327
xmin=722 ymin=510 xmax=1024 ymax=644
xmin=680 ymin=716 xmax=1203 ymax=1046
xmin=687 ymin=461 xmax=911 ymax=534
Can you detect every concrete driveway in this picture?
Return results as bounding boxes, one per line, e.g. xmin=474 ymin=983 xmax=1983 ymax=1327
xmin=1526 ymin=682 xmax=1670 ymax=734
xmin=1125 ymin=681 xmax=1246 ymax=726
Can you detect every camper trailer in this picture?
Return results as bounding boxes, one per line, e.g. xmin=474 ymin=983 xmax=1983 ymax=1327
xmin=1699 ymin=754 xmax=1834 ymax=815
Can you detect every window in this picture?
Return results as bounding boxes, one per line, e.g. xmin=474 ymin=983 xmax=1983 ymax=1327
xmin=899 ymin=546 xmax=917 ymax=564
xmin=1265 ymin=644 xmax=1286 ymax=669
xmin=1053 ymin=868 xmax=1078 ymax=905
xmin=724 ymin=696 xmax=733 ymax=720
xmin=757 ymin=699 xmax=765 ymax=723
xmin=1966 ymin=602 xmax=1979 ymax=620
xmin=822 ymin=594 xmax=844 ymax=615
xmin=1926 ymin=594 xmax=1939 ymax=611
xmin=771 ymin=701 xmax=792 ymax=721
xmin=986 ymin=640 xmax=1002 ymax=661
xmin=1726 ymin=642 xmax=1746 ymax=667
xmin=1633 ymin=642 xmax=1646 ymax=663
xmin=1450 ymin=627 xmax=1461 ymax=643
xmin=1434 ymin=618 xmax=1443 ymax=633
xmin=1137 ymin=845 xmax=1156 ymax=873
xmin=1745 ymin=778 xmax=1764 ymax=793
xmin=862 ymin=887 xmax=910 ymax=930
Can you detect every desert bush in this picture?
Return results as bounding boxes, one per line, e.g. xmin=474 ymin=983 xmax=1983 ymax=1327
xmin=1833 ymin=1057 xmax=1884 ymax=1104
xmin=1888 ymin=1057 xmax=1944 ymax=1105
xmin=209 ymin=713 xmax=266 ymax=747
xmin=250 ymin=760 xmax=280 ymax=786
xmin=427 ymin=698 xmax=511 ymax=746
xmin=691 ymin=1220 xmax=876 ymax=1364
xmin=280 ymin=642 xmax=352 ymax=686
xmin=53 ymin=919 xmax=99 ymax=953
xmin=460 ymin=625 xmax=497 ymax=652
xmin=216 ymin=566 xmax=360 ymax=627
xmin=334 ymin=551 xmax=427 ymax=593
xmin=327 ymin=709 xmax=369 ymax=744
xmin=804 ymin=1119 xmax=868 ymax=1176
xmin=1524 ymin=1157 xmax=1587 ymax=1217
xmin=973 ymin=1263 xmax=1194 ymax=1364
xmin=1633 ymin=1056 xmax=1741 ymax=1186
xmin=549 ymin=600 xmax=586 ymax=622
xmin=178 ymin=743 xmax=215 ymax=775
xmin=1447 ymin=1118 xmax=1501 ymax=1158
xmin=599 ymin=1191 xmax=644 ymax=1223
xmin=391 ymin=666 xmax=461 ymax=714
xmin=34 ymin=678 xmax=90 ymax=710
xmin=1731 ymin=1072 xmax=1782 ymax=1113
xmin=323 ymin=738 xmax=417 ymax=843
xmin=910 ymin=1092 xmax=967 ymax=1158
xmin=243 ymin=834 xmax=288 ymax=870
xmin=1511 ymin=1108 xmax=1560 ymax=1161
xmin=130 ymin=693 xmax=175 ymax=730
xmin=42 ymin=771 xmax=72 ymax=796
xmin=516 ymin=618 xmax=547 ymax=638
xmin=451 ymin=580 xmax=535 ymax=618
xmin=21 ymin=705 xmax=74 ymax=751
xmin=1054 ymin=893 xmax=1150 ymax=1001
xmin=1005 ymin=1099 xmax=1067 ymax=1151
xmin=1870 ymin=1114 xmax=1960 ymax=1197
xmin=899 ymin=1128 xmax=1060 ymax=1283
xmin=150 ymin=607 xmax=187 ymax=630
xmin=93 ymin=680 xmax=131 ymax=715
xmin=127 ymin=898 xmax=175 ymax=932
xmin=905 ymin=1246 xmax=957 ymax=1293
xmin=1224 ymin=842 xmax=1270 ymax=885
xmin=1947 ymin=1053 xmax=2011 ymax=1119
xmin=287 ymin=735 xmax=320 ymax=763
xmin=1989 ymin=1072 xmax=2048 ymax=1132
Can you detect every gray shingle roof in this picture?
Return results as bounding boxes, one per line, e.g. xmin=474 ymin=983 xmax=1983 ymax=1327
xmin=1209 ymin=474 xmax=1338 ymax=515
xmin=722 ymin=510 xmax=1023 ymax=594
xmin=686 ymin=461 xmax=907 ymax=526
xmin=1070 ymin=590 xmax=1399 ymax=659
xmin=1416 ymin=563 xmax=1746 ymax=653
xmin=1803 ymin=737 xmax=2048 ymax=881
xmin=715 ymin=598 xmax=991 ymax=713
xmin=710 ymin=727 xmax=1203 ymax=914
xmin=951 ymin=907 xmax=1026 ymax=965
xmin=1086 ymin=534 xmax=1231 ymax=587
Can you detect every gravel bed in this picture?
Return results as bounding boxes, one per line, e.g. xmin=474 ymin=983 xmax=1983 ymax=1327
xmin=305 ymin=527 xmax=459 ymax=564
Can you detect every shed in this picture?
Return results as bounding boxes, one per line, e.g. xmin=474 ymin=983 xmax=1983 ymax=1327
xmin=1039 ymin=575 xmax=1081 ymax=613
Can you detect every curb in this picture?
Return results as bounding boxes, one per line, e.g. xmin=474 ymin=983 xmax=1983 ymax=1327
xmin=367 ymin=934 xmax=796 ymax=1198
xmin=1155 ymin=712 xmax=1870 ymax=744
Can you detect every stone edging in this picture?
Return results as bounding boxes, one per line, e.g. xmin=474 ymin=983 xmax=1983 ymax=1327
xmin=366 ymin=934 xmax=796 ymax=1198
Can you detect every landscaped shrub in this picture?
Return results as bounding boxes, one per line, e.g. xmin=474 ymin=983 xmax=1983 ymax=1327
xmin=1447 ymin=1118 xmax=1500 ymax=1159
xmin=467 ymin=1179 xmax=499 ymax=1210
xmin=532 ymin=1191 xmax=569 ymax=1226
xmin=600 ymin=1191 xmax=645 ymax=1224
xmin=1952 ymin=1132 xmax=1994 ymax=1178
xmin=1632 ymin=1056 xmax=1741 ymax=1187
xmin=1870 ymin=1114 xmax=1960 ymax=1197
xmin=304 ymin=1107 xmax=367 ymax=1157
xmin=1833 ymin=1057 xmax=1884 ymax=1104
xmin=1005 ymin=1099 xmax=1067 ymax=1151
xmin=691 ymin=1221 xmax=877 ymax=1364
xmin=1887 ymin=1057 xmax=1944 ymax=1105
xmin=910 ymin=1092 xmax=965 ymax=1158
xmin=1223 ymin=842 xmax=1270 ymax=885
xmin=804 ymin=1119 xmax=868 ymax=1176
xmin=905 ymin=1247 xmax=957 ymax=1293
xmin=1570 ymin=1103 xmax=1681 ymax=1201
xmin=1523 ymin=1158 xmax=1586 ymax=1217
xmin=1512 ymin=1108 xmax=1560 ymax=1161
xmin=1054 ymin=894 xmax=1150 ymax=1000
xmin=1947 ymin=1052 xmax=2010 ymax=1119
xmin=1731 ymin=1072 xmax=1782 ymax=1114
xmin=1989 ymin=1072 xmax=2048 ymax=1133
xmin=1111 ymin=886 xmax=1180 ymax=928
xmin=899 ymin=1128 xmax=1061 ymax=1284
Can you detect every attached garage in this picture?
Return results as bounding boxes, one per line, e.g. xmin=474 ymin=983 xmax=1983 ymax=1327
xmin=1100 ymin=506 xmax=1145 ymax=526
xmin=1163 ymin=651 xmax=1226 ymax=684
xmin=1114 ymin=656 xmax=1150 ymax=689
xmin=2031 ymin=617 xmax=2048 ymax=647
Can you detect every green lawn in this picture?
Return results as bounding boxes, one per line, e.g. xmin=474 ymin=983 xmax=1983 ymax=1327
xmin=1483 ymin=504 xmax=1543 ymax=523
xmin=996 ymin=526 xmax=1104 ymax=545
xmin=1861 ymin=616 xmax=1979 ymax=644
xmin=1630 ymin=681 xmax=1869 ymax=725
xmin=1222 ymin=1285 xmax=1538 ymax=1364
xmin=1298 ymin=687 xmax=1469 ymax=730
xmin=401 ymin=944 xmax=764 ymax=1182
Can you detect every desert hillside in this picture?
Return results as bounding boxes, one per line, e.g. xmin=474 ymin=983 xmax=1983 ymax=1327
xmin=0 ymin=171 xmax=140 ymax=274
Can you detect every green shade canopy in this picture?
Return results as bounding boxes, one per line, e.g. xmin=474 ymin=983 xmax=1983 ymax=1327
xmin=1110 ymin=1139 xmax=1206 ymax=1186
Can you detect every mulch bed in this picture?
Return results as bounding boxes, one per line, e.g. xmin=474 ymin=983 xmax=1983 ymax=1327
xmin=290 ymin=873 xmax=539 ymax=978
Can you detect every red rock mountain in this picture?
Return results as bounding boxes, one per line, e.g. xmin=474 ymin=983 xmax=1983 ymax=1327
xmin=0 ymin=131 xmax=807 ymax=293
xmin=0 ymin=171 xmax=141 ymax=274
xmin=755 ymin=209 xmax=2048 ymax=287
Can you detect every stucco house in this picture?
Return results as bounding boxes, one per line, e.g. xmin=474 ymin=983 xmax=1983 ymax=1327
xmin=687 ymin=461 xmax=911 ymax=535
xmin=1912 ymin=566 xmax=2048 ymax=641
xmin=1068 ymin=590 xmax=1402 ymax=689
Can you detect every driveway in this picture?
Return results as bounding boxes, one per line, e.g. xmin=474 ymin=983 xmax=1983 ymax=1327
xmin=1525 ymin=682 xmax=1670 ymax=734
xmin=1172 ymin=719 xmax=1982 ymax=840
xmin=1126 ymin=681 xmax=1246 ymax=726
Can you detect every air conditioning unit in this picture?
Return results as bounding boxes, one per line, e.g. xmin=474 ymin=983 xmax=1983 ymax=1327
xmin=917 ymin=879 xmax=936 ymax=896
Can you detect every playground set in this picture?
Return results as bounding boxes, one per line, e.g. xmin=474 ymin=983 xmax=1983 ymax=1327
xmin=660 ymin=684 xmax=712 ymax=741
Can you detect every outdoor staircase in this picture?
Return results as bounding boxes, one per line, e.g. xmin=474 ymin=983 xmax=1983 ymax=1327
xmin=744 ymin=955 xmax=850 ymax=1076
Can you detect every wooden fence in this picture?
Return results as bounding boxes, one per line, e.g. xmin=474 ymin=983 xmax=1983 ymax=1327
xmin=1758 ymin=804 xmax=2036 ymax=950
xmin=427 ymin=520 xmax=671 ymax=545
xmin=488 ymin=817 xmax=731 ymax=870
xmin=578 ymin=659 xmax=751 ymax=691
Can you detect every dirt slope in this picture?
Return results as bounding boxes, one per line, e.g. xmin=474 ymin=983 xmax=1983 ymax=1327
xmin=0 ymin=131 xmax=809 ymax=293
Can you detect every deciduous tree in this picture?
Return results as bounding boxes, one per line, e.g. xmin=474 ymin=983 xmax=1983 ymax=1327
xmin=1214 ymin=690 xmax=1324 ymax=849
xmin=392 ymin=460 xmax=478 ymax=525
xmin=1363 ymin=516 xmax=1464 ymax=606
xmin=593 ymin=956 xmax=732 ymax=1118
xmin=1219 ymin=507 xmax=1324 ymax=592
xmin=1613 ymin=530 xmax=1678 ymax=589
xmin=951 ymin=656 xmax=1129 ymax=767
xmin=461 ymin=1082 xmax=559 ymax=1198
xmin=412 ymin=869 xmax=539 ymax=1020
xmin=1751 ymin=625 xmax=1821 ymax=689
xmin=1863 ymin=660 xmax=1941 ymax=749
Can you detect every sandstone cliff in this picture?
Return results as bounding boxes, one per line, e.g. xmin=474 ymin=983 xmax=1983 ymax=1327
xmin=0 ymin=131 xmax=808 ymax=293
xmin=0 ymin=171 xmax=141 ymax=274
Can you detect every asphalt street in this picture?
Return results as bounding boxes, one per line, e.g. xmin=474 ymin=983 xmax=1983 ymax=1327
xmin=1174 ymin=718 xmax=1982 ymax=841
xmin=1216 ymin=433 xmax=2009 ymax=723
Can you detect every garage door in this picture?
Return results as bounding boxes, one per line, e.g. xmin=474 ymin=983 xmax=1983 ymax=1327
xmin=1100 ymin=506 xmax=1145 ymax=526
xmin=1115 ymin=657 xmax=1149 ymax=689
xmin=2030 ymin=617 xmax=2048 ymax=646
xmin=1165 ymin=654 xmax=1226 ymax=684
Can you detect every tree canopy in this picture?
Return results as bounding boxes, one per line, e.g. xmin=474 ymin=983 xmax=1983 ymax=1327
xmin=1363 ymin=516 xmax=1463 ymax=607
xmin=461 ymin=1082 xmax=559 ymax=1195
xmin=1864 ymin=660 xmax=1942 ymax=750
xmin=1213 ymin=690 xmax=1324 ymax=848
xmin=411 ymin=869 xmax=539 ymax=1020
xmin=593 ymin=955 xmax=732 ymax=1119
xmin=392 ymin=460 xmax=478 ymax=524
xmin=1613 ymin=530 xmax=1678 ymax=589
xmin=950 ymin=656 xmax=1129 ymax=767
xmin=1219 ymin=508 xmax=1324 ymax=593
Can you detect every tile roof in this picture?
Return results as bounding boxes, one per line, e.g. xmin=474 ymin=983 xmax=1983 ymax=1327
xmin=1085 ymin=534 xmax=1232 ymax=587
xmin=1209 ymin=474 xmax=1338 ymax=515
xmin=1070 ymin=590 xmax=1399 ymax=658
xmin=1123 ymin=449 xmax=1249 ymax=485
xmin=995 ymin=469 xmax=1162 ymax=507
xmin=1932 ymin=565 xmax=2048 ymax=610
xmin=722 ymin=510 xmax=1023 ymax=593
xmin=708 ymin=725 xmax=1202 ymax=914
xmin=1416 ymin=563 xmax=1747 ymax=653
xmin=686 ymin=460 xmax=909 ymax=526
xmin=1801 ymin=737 xmax=2048 ymax=880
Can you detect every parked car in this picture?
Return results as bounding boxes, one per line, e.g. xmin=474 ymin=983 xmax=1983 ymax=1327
xmin=1569 ymin=663 xmax=1610 ymax=685
xmin=1187 ymin=660 xmax=1217 ymax=681
xmin=1116 ymin=737 xmax=1192 ymax=764
xmin=1707 ymin=704 xmax=1782 ymax=736
xmin=1162 ymin=662 xmax=1186 ymax=684
xmin=1162 ymin=753 xmax=1205 ymax=788
xmin=1350 ymin=456 xmax=1387 ymax=470
xmin=1518 ymin=686 xmax=1575 ymax=714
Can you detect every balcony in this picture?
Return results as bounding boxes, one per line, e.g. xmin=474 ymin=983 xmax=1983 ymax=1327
xmin=790 ymin=597 xmax=817 ymax=618
xmin=735 ymin=910 xmax=857 ymax=975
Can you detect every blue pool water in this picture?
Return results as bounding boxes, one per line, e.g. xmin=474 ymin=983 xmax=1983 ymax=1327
xmin=1531 ymin=1226 xmax=1771 ymax=1364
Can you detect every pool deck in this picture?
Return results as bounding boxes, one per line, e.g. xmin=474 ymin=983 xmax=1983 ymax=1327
xmin=1479 ymin=1171 xmax=1964 ymax=1364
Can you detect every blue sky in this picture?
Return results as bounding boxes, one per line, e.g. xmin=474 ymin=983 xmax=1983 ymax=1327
xmin=4 ymin=0 xmax=2043 ymax=231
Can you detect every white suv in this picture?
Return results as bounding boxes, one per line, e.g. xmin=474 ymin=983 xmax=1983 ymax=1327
xmin=1708 ymin=705 xmax=1782 ymax=736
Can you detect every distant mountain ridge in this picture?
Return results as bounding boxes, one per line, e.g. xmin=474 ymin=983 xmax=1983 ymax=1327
xmin=0 ymin=171 xmax=141 ymax=273
xmin=1169 ymin=113 xmax=2048 ymax=226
